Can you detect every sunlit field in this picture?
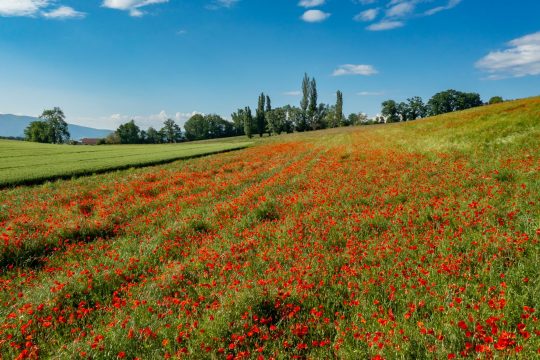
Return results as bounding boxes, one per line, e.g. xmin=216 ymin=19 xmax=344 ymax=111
xmin=0 ymin=98 xmax=539 ymax=359
xmin=0 ymin=139 xmax=251 ymax=187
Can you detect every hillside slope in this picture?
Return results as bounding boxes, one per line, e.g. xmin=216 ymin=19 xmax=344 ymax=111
xmin=0 ymin=97 xmax=538 ymax=359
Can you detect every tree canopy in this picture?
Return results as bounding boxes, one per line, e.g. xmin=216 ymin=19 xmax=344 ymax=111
xmin=24 ymin=107 xmax=70 ymax=144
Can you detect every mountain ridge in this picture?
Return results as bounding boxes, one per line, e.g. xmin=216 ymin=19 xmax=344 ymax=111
xmin=0 ymin=114 xmax=112 ymax=140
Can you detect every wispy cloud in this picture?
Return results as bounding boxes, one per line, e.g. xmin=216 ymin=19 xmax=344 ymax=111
xmin=43 ymin=6 xmax=85 ymax=19
xmin=354 ymin=8 xmax=379 ymax=22
xmin=206 ymin=0 xmax=240 ymax=10
xmin=386 ymin=1 xmax=415 ymax=18
xmin=476 ymin=31 xmax=540 ymax=79
xmin=102 ymin=0 xmax=169 ymax=17
xmin=358 ymin=0 xmax=463 ymax=31
xmin=333 ymin=64 xmax=378 ymax=76
xmin=284 ymin=91 xmax=302 ymax=96
xmin=358 ymin=91 xmax=384 ymax=96
xmin=301 ymin=9 xmax=331 ymax=23
xmin=298 ymin=0 xmax=326 ymax=8
xmin=425 ymin=0 xmax=462 ymax=16
xmin=367 ymin=20 xmax=403 ymax=31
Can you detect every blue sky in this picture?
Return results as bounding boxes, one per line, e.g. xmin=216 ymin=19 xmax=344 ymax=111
xmin=0 ymin=0 xmax=539 ymax=130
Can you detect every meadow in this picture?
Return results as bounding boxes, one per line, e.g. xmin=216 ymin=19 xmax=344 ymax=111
xmin=0 ymin=139 xmax=252 ymax=187
xmin=0 ymin=97 xmax=538 ymax=359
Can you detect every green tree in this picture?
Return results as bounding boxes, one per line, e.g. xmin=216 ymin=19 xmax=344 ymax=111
xmin=324 ymin=105 xmax=337 ymax=129
xmin=283 ymin=105 xmax=303 ymax=133
xmin=381 ymin=100 xmax=400 ymax=123
xmin=146 ymin=127 xmax=163 ymax=144
xmin=308 ymin=78 xmax=318 ymax=130
xmin=256 ymin=93 xmax=266 ymax=137
xmin=298 ymin=73 xmax=310 ymax=132
xmin=397 ymin=102 xmax=410 ymax=121
xmin=266 ymin=107 xmax=288 ymax=135
xmin=24 ymin=121 xmax=51 ymax=143
xmin=336 ymin=90 xmax=344 ymax=126
xmin=40 ymin=107 xmax=70 ymax=144
xmin=116 ymin=120 xmax=141 ymax=144
xmin=244 ymin=107 xmax=253 ymax=139
xmin=231 ymin=109 xmax=246 ymax=136
xmin=184 ymin=114 xmax=208 ymax=141
xmin=428 ymin=90 xmax=483 ymax=116
xmin=347 ymin=113 xmax=368 ymax=126
xmin=488 ymin=96 xmax=504 ymax=105
xmin=161 ymin=118 xmax=183 ymax=143
xmin=265 ymin=95 xmax=271 ymax=113
xmin=407 ymin=96 xmax=427 ymax=120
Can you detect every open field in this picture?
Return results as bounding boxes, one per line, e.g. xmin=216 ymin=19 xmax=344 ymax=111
xmin=0 ymin=139 xmax=252 ymax=187
xmin=0 ymin=98 xmax=539 ymax=359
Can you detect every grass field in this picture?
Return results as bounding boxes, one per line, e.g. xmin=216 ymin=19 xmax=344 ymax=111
xmin=0 ymin=97 xmax=539 ymax=359
xmin=0 ymin=139 xmax=252 ymax=187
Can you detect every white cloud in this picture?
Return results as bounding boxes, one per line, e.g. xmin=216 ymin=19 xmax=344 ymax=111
xmin=284 ymin=91 xmax=302 ymax=96
xmin=386 ymin=2 xmax=414 ymax=18
xmin=356 ymin=0 xmax=463 ymax=31
xmin=206 ymin=0 xmax=240 ymax=10
xmin=476 ymin=31 xmax=540 ymax=79
xmin=367 ymin=20 xmax=404 ymax=31
xmin=97 ymin=110 xmax=204 ymax=130
xmin=0 ymin=0 xmax=48 ymax=17
xmin=354 ymin=8 xmax=379 ymax=22
xmin=301 ymin=9 xmax=331 ymax=23
xmin=43 ymin=6 xmax=85 ymax=19
xmin=358 ymin=91 xmax=384 ymax=96
xmin=102 ymin=0 xmax=168 ymax=17
xmin=333 ymin=64 xmax=378 ymax=76
xmin=425 ymin=0 xmax=462 ymax=16
xmin=298 ymin=0 xmax=326 ymax=8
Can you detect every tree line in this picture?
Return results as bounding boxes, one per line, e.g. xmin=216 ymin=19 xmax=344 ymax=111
xmin=380 ymin=90 xmax=504 ymax=123
xmin=232 ymin=74 xmax=369 ymax=139
xmin=23 ymin=76 xmax=506 ymax=145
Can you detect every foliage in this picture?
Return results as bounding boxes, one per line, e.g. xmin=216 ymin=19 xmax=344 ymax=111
xmin=335 ymin=90 xmax=344 ymax=126
xmin=243 ymin=107 xmax=254 ymax=139
xmin=428 ymin=89 xmax=483 ymax=116
xmin=24 ymin=107 xmax=70 ymax=144
xmin=489 ymin=96 xmax=504 ymax=105
xmin=184 ymin=114 xmax=235 ymax=141
xmin=266 ymin=107 xmax=292 ymax=135
xmin=24 ymin=121 xmax=51 ymax=143
xmin=231 ymin=109 xmax=246 ymax=136
xmin=381 ymin=100 xmax=400 ymax=123
xmin=256 ymin=93 xmax=266 ymax=137
xmin=161 ymin=119 xmax=183 ymax=143
xmin=116 ymin=120 xmax=142 ymax=144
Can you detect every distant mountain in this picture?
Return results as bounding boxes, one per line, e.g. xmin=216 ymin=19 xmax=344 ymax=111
xmin=0 ymin=114 xmax=113 ymax=141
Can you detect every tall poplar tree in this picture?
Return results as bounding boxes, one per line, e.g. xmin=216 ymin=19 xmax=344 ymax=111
xmin=308 ymin=78 xmax=318 ymax=129
xmin=256 ymin=93 xmax=266 ymax=137
xmin=244 ymin=106 xmax=253 ymax=139
xmin=298 ymin=73 xmax=310 ymax=132
xmin=336 ymin=90 xmax=344 ymax=127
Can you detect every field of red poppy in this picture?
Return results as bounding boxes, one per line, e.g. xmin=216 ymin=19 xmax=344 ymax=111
xmin=0 ymin=97 xmax=539 ymax=359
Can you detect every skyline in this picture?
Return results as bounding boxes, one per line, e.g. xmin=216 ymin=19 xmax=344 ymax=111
xmin=1 ymin=0 xmax=539 ymax=130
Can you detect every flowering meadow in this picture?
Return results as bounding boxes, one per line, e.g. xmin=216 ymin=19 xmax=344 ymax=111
xmin=0 ymin=98 xmax=539 ymax=359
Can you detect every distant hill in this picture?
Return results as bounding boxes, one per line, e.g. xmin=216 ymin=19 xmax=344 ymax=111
xmin=0 ymin=114 xmax=113 ymax=141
